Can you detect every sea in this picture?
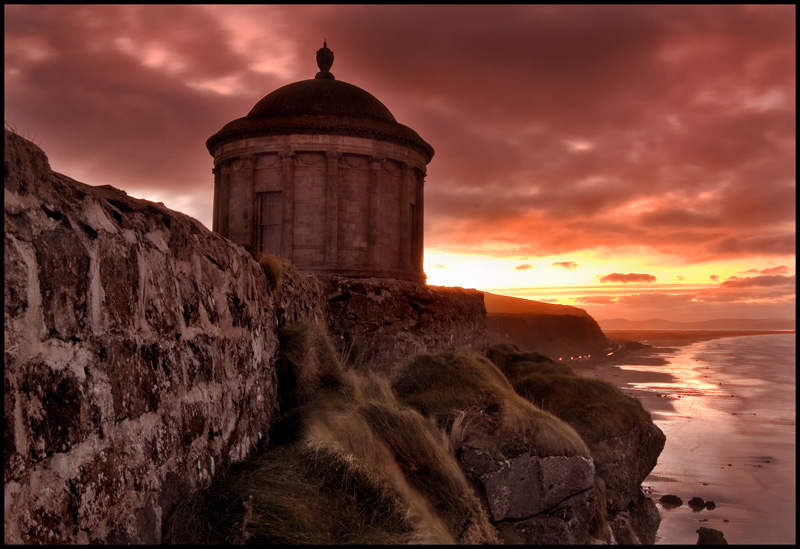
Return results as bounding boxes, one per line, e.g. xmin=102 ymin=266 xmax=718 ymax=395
xmin=612 ymin=333 xmax=796 ymax=545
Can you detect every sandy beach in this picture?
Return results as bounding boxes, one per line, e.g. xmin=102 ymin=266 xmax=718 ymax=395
xmin=572 ymin=330 xmax=796 ymax=545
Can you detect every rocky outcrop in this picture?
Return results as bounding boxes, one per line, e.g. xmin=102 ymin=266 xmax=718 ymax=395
xmin=593 ymin=422 xmax=666 ymax=512
xmin=3 ymin=130 xmax=489 ymax=544
xmin=324 ymin=276 xmax=487 ymax=377
xmin=590 ymin=423 xmax=665 ymax=544
xmin=486 ymin=344 xmax=665 ymax=544
xmin=697 ymin=526 xmax=728 ymax=545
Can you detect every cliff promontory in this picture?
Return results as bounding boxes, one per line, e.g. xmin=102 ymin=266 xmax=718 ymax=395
xmin=4 ymin=130 xmax=663 ymax=544
xmin=484 ymin=292 xmax=612 ymax=361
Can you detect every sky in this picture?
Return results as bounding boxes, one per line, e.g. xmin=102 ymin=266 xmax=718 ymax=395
xmin=5 ymin=5 xmax=796 ymax=323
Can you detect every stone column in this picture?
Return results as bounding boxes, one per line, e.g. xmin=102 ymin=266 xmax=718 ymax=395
xmin=280 ymin=151 xmax=295 ymax=261
xmin=325 ymin=152 xmax=341 ymax=266
xmin=218 ymin=160 xmax=232 ymax=237
xmin=398 ymin=164 xmax=411 ymax=270
xmin=241 ymin=154 xmax=257 ymax=252
xmin=211 ymin=163 xmax=221 ymax=233
xmin=367 ymin=156 xmax=383 ymax=268
xmin=414 ymin=168 xmax=425 ymax=270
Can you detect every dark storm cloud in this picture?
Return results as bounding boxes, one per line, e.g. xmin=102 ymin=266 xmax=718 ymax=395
xmin=599 ymin=273 xmax=657 ymax=284
xmin=4 ymin=4 xmax=795 ymax=261
xmin=4 ymin=5 xmax=285 ymax=222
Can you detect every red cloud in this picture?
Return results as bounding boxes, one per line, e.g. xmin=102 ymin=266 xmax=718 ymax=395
xmin=721 ymin=274 xmax=796 ymax=288
xmin=598 ymin=273 xmax=657 ymax=283
xmin=4 ymin=4 xmax=795 ymax=272
xmin=514 ymin=263 xmax=534 ymax=271
xmin=741 ymin=266 xmax=791 ymax=276
xmin=553 ymin=261 xmax=578 ymax=270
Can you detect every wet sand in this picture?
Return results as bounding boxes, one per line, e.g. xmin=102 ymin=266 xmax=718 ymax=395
xmin=570 ymin=331 xmax=796 ymax=545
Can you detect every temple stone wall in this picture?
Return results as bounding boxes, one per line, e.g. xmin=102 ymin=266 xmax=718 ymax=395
xmin=212 ymin=134 xmax=427 ymax=282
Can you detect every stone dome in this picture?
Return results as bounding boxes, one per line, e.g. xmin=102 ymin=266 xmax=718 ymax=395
xmin=247 ymin=78 xmax=397 ymax=122
xmin=207 ymin=42 xmax=433 ymax=161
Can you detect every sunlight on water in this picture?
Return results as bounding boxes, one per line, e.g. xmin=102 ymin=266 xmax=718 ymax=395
xmin=614 ymin=334 xmax=796 ymax=545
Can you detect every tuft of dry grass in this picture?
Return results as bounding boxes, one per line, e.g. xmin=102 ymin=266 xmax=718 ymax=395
xmin=256 ymin=252 xmax=283 ymax=288
xmin=163 ymin=443 xmax=418 ymax=545
xmin=276 ymin=321 xmax=345 ymax=410
xmin=486 ymin=344 xmax=653 ymax=444
xmin=392 ymin=351 xmax=590 ymax=460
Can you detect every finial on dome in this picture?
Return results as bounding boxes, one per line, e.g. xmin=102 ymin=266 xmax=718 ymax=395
xmin=315 ymin=40 xmax=334 ymax=79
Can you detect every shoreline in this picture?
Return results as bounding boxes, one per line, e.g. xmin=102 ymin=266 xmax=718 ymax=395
xmin=572 ymin=331 xmax=796 ymax=545
xmin=571 ymin=329 xmax=796 ymax=431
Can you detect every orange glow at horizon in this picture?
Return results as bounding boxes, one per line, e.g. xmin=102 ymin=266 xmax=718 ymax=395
xmin=424 ymin=248 xmax=796 ymax=321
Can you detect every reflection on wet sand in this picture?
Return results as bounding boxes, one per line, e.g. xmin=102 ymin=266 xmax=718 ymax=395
xmin=570 ymin=332 xmax=796 ymax=545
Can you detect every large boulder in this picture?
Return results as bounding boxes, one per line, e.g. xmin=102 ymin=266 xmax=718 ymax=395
xmin=460 ymin=447 xmax=596 ymax=544
xmin=593 ymin=421 xmax=666 ymax=512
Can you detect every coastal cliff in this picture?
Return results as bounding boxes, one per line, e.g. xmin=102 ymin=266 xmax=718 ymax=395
xmin=4 ymin=130 xmax=663 ymax=544
xmin=484 ymin=292 xmax=612 ymax=361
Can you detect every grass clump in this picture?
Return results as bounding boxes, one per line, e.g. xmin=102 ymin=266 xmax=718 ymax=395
xmin=166 ymin=327 xmax=499 ymax=544
xmin=256 ymin=252 xmax=283 ymax=288
xmin=276 ymin=321 xmax=345 ymax=410
xmin=486 ymin=344 xmax=653 ymax=445
xmin=392 ymin=351 xmax=590 ymax=460
xmin=163 ymin=443 xmax=418 ymax=545
xmin=293 ymin=370 xmax=498 ymax=544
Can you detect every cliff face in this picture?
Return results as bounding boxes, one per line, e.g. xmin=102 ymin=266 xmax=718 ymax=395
xmin=483 ymin=291 xmax=612 ymax=361
xmin=487 ymin=312 xmax=611 ymax=361
xmin=3 ymin=130 xmax=485 ymax=544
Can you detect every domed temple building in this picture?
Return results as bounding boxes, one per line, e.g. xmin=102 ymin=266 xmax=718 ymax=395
xmin=207 ymin=42 xmax=434 ymax=283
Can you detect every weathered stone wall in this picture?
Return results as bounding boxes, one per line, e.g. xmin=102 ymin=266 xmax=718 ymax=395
xmin=4 ymin=130 xmax=286 ymax=543
xmin=3 ymin=130 xmax=487 ymax=544
xmin=323 ymin=276 xmax=487 ymax=377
